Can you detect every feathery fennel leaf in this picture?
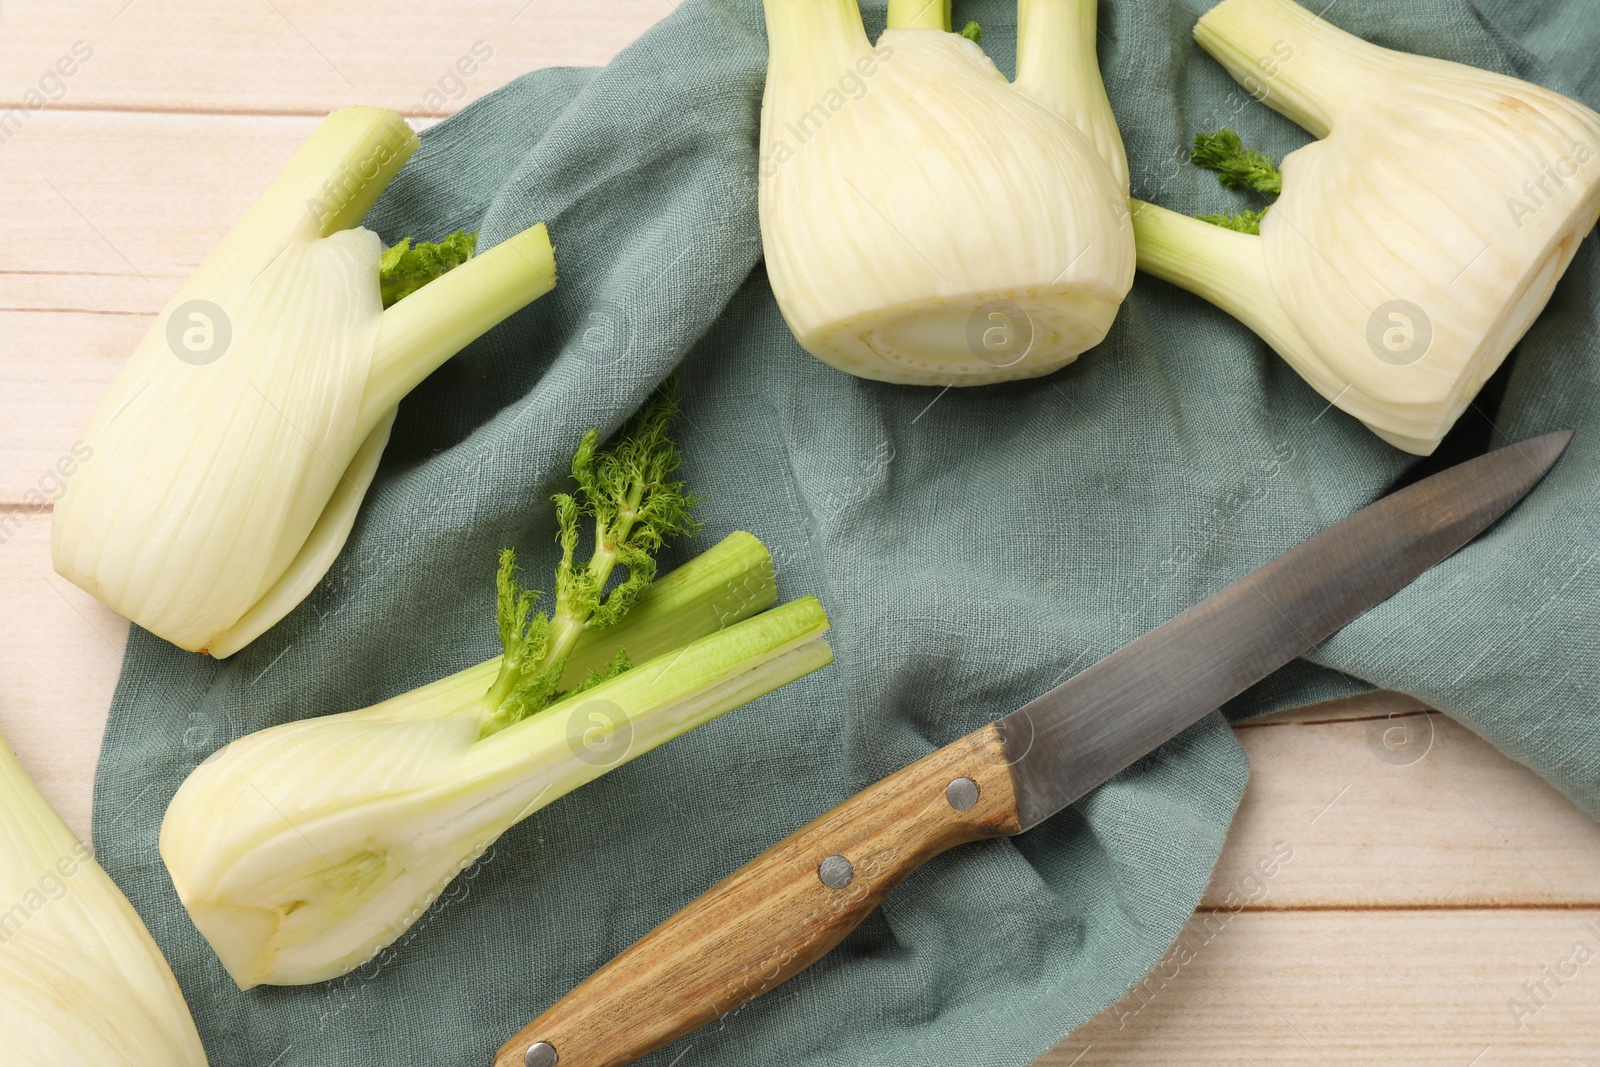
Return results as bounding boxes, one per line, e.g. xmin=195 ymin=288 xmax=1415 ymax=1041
xmin=379 ymin=231 xmax=478 ymax=308
xmin=489 ymin=548 xmax=562 ymax=721
xmin=1190 ymin=130 xmax=1282 ymax=234
xmin=480 ymin=379 xmax=699 ymax=735
xmin=568 ymin=648 xmax=634 ymax=698
xmin=1191 ymin=130 xmax=1282 ymax=197
xmin=557 ymin=380 xmax=700 ymax=633
xmin=1197 ymin=207 xmax=1273 ymax=234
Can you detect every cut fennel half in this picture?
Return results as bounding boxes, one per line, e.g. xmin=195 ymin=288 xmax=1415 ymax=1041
xmin=160 ymin=534 xmax=831 ymax=988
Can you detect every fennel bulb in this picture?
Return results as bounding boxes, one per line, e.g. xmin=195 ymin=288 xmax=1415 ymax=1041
xmin=162 ymin=389 xmax=835 ymax=987
xmin=1 ymin=733 xmax=207 ymax=1065
xmin=161 ymin=548 xmax=831 ymax=988
xmin=1133 ymin=0 xmax=1600 ymax=454
xmin=759 ymin=0 xmax=1134 ymax=385
xmin=53 ymin=106 xmax=558 ymax=657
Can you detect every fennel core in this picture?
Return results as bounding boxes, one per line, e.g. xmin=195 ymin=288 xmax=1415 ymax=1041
xmin=480 ymin=383 xmax=699 ymax=737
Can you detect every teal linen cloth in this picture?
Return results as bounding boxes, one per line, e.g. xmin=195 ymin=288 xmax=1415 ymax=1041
xmin=93 ymin=2 xmax=1600 ymax=1064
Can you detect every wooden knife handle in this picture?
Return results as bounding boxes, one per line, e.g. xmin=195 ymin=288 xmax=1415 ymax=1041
xmin=494 ymin=723 xmax=1021 ymax=1067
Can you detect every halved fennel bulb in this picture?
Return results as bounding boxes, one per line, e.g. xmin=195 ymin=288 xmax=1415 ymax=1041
xmin=1135 ymin=0 xmax=1600 ymax=454
xmin=759 ymin=0 xmax=1134 ymax=384
xmin=53 ymin=106 xmax=557 ymax=656
xmin=161 ymin=554 xmax=832 ymax=989
xmin=1 ymin=733 xmax=207 ymax=1065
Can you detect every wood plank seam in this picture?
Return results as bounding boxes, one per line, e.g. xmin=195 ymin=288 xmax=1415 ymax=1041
xmin=1236 ymin=708 xmax=1434 ymax=729
xmin=0 ymin=101 xmax=470 ymax=121
xmin=0 ymin=307 xmax=152 ymax=315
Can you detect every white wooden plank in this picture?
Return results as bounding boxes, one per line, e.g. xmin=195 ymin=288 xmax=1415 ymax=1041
xmin=0 ymin=0 xmax=679 ymax=118
xmin=1046 ymin=909 xmax=1600 ymax=1065
xmin=0 ymin=309 xmax=148 ymax=507
xmin=0 ymin=515 xmax=128 ymax=841
xmin=0 ymin=112 xmax=315 ymax=501
xmin=1205 ymin=693 xmax=1600 ymax=908
xmin=0 ymin=110 xmax=319 ymax=281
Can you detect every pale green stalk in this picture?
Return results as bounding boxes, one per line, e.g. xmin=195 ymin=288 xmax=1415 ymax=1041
xmin=1129 ymin=199 xmax=1315 ymax=382
xmin=357 ymin=224 xmax=556 ymax=439
xmin=886 ymin=0 xmax=949 ymax=30
xmin=1194 ymin=0 xmax=1376 ymax=138
xmin=476 ymin=531 xmax=777 ymax=728
xmin=761 ymin=0 xmax=872 ymax=97
xmin=1016 ymin=0 xmax=1129 ymax=190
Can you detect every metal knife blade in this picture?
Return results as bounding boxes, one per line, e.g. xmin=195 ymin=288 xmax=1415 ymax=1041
xmin=998 ymin=428 xmax=1573 ymax=830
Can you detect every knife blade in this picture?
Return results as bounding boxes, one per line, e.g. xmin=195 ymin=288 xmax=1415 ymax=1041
xmin=496 ymin=429 xmax=1572 ymax=1067
xmin=1000 ymin=427 xmax=1574 ymax=828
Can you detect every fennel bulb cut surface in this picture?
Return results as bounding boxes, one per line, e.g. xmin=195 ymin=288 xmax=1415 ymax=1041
xmin=0 ymin=735 xmax=207 ymax=1066
xmin=160 ymin=554 xmax=831 ymax=989
xmin=52 ymin=106 xmax=558 ymax=657
xmin=759 ymin=0 xmax=1133 ymax=385
xmin=1138 ymin=0 xmax=1600 ymax=454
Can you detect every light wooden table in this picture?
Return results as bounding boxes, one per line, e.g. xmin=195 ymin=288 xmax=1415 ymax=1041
xmin=3 ymin=3 xmax=1598 ymax=1064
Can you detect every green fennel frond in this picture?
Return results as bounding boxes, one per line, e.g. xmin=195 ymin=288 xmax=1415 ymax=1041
xmin=495 ymin=548 xmax=539 ymax=658
xmin=959 ymin=20 xmax=982 ymax=43
xmin=554 ymin=378 xmax=700 ymax=631
xmin=1191 ymin=130 xmax=1282 ymax=198
xmin=1197 ymin=206 xmax=1273 ymax=234
xmin=489 ymin=548 xmax=561 ymax=721
xmin=567 ymin=648 xmax=634 ymax=698
xmin=379 ymin=231 xmax=478 ymax=308
xmin=480 ymin=379 xmax=699 ymax=736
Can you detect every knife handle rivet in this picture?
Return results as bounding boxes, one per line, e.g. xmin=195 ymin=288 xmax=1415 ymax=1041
xmin=945 ymin=777 xmax=980 ymax=811
xmin=818 ymin=854 xmax=854 ymax=889
xmin=524 ymin=1040 xmax=558 ymax=1067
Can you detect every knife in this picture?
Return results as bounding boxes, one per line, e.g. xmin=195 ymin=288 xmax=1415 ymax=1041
xmin=496 ymin=429 xmax=1572 ymax=1067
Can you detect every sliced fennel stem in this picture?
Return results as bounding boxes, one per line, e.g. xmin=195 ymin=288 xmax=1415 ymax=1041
xmin=762 ymin=0 xmax=871 ymax=78
xmin=477 ymin=597 xmax=831 ymax=768
xmin=356 ymin=223 xmax=556 ymax=440
xmin=1194 ymin=0 xmax=1381 ymax=138
xmin=1014 ymin=0 xmax=1130 ymax=190
xmin=480 ymin=531 xmax=778 ymax=737
xmin=1131 ymin=200 xmax=1287 ymax=336
xmin=307 ymin=111 xmax=419 ymax=237
xmin=886 ymin=0 xmax=950 ymax=31
xmin=229 ymin=107 xmax=417 ymax=250
xmin=557 ymin=531 xmax=777 ymax=684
